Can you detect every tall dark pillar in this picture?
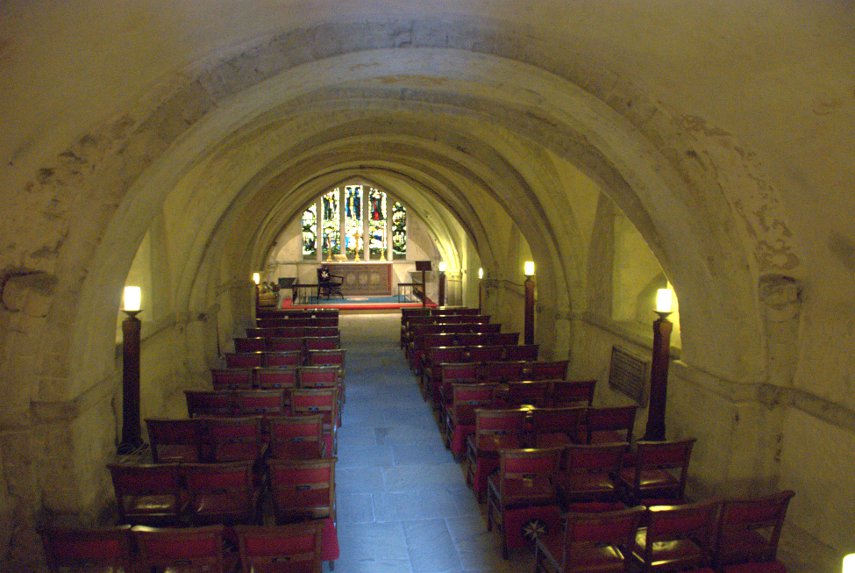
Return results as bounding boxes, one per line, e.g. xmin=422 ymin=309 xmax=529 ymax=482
xmin=643 ymin=312 xmax=673 ymax=441
xmin=524 ymin=277 xmax=535 ymax=345
xmin=118 ymin=310 xmax=143 ymax=454
xmin=438 ymin=270 xmax=446 ymax=307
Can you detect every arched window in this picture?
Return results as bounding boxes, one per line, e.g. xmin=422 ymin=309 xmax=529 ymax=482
xmin=302 ymin=184 xmax=407 ymax=261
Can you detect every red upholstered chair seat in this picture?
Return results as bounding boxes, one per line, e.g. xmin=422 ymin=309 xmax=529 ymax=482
xmin=557 ymin=472 xmax=617 ymax=498
xmin=619 ymin=467 xmax=678 ymax=490
xmin=487 ymin=475 xmax=556 ymax=506
xmin=540 ymin=535 xmax=627 ymax=572
xmin=633 ymin=528 xmax=708 ymax=569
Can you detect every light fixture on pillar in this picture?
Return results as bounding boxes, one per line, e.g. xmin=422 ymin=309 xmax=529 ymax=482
xmin=252 ymin=272 xmax=261 ymax=310
xmin=843 ymin=553 xmax=855 ymax=573
xmin=477 ymin=267 xmax=484 ymax=312
xmin=438 ymin=261 xmax=447 ymax=307
xmin=118 ymin=286 xmax=144 ymax=455
xmin=523 ymin=261 xmax=535 ymax=345
xmin=643 ymin=287 xmax=674 ymax=441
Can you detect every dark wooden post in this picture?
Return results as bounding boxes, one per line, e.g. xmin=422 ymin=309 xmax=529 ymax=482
xmin=524 ymin=277 xmax=535 ymax=345
xmin=118 ymin=310 xmax=143 ymax=454
xmin=643 ymin=312 xmax=673 ymax=441
xmin=438 ymin=270 xmax=446 ymax=307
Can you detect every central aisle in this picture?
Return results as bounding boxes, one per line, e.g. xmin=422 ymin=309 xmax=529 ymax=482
xmin=331 ymin=313 xmax=535 ymax=573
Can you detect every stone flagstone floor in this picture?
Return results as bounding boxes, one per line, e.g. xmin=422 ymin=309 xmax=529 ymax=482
xmin=328 ymin=313 xmax=535 ymax=573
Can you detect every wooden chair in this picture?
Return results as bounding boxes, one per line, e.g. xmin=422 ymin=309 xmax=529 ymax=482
xmin=617 ymin=438 xmax=696 ymax=505
xmin=630 ymin=501 xmax=719 ymax=572
xmin=549 ymin=379 xmax=596 ymax=407
xmin=487 ymin=446 xmax=564 ymax=558
xmin=254 ymin=367 xmax=299 ymax=391
xmin=233 ymin=389 xmax=287 ymax=418
xmin=298 ymin=365 xmax=339 ymax=389
xmin=225 ymin=352 xmax=265 ymax=368
xmin=437 ymin=362 xmax=479 ymax=415
xmin=465 ymin=344 xmax=505 ymax=364
xmin=304 ymin=336 xmax=340 ymax=351
xmin=234 ymin=337 xmax=266 ymax=352
xmin=268 ymin=458 xmax=336 ymax=523
xmin=269 ymin=415 xmax=326 ymax=459
xmin=146 ymin=418 xmax=203 ymax=463
xmin=584 ymin=405 xmax=637 ymax=444
xmin=531 ymin=406 xmax=587 ymax=449
xmin=202 ymin=416 xmax=267 ymax=463
xmin=502 ymin=344 xmax=539 ymax=361
xmin=107 ymin=463 xmax=187 ymax=526
xmin=534 ymin=506 xmax=645 ymax=573
xmin=525 ymin=360 xmax=569 ymax=381
xmin=211 ymin=368 xmax=254 ymax=391
xmin=712 ymin=490 xmax=795 ymax=572
xmin=234 ymin=522 xmax=325 ymax=573
xmin=290 ymin=388 xmax=339 ymax=455
xmin=465 ymin=407 xmax=529 ymax=502
xmin=130 ymin=524 xmax=238 ymax=572
xmin=185 ymin=390 xmax=235 ymax=417
xmin=555 ymin=442 xmax=629 ymax=511
xmin=265 ymin=337 xmax=305 ymax=352
xmin=38 ymin=525 xmax=133 ymax=572
xmin=183 ymin=461 xmax=262 ymax=526
xmin=505 ymin=380 xmax=553 ymax=407
xmin=480 ymin=360 xmax=526 ymax=382
xmin=265 ymin=350 xmax=303 ymax=368
xmin=444 ymin=382 xmax=497 ymax=458
xmin=316 ymin=267 xmax=344 ymax=299
xmin=421 ymin=346 xmax=466 ymax=401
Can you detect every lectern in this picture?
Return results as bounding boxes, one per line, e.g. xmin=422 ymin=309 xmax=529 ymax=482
xmin=415 ymin=261 xmax=432 ymax=308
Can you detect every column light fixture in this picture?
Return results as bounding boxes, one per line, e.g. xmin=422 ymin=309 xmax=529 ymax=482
xmin=523 ymin=261 xmax=535 ymax=345
xmin=644 ymin=287 xmax=674 ymax=441
xmin=477 ymin=267 xmax=484 ymax=311
xmin=118 ymin=286 xmax=144 ymax=454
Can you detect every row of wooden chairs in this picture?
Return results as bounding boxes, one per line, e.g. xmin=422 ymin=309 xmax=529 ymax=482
xmin=433 ymin=360 xmax=571 ymax=411
xmin=257 ymin=307 xmax=339 ymax=319
xmin=243 ymin=325 xmax=340 ymax=340
xmin=445 ymin=387 xmax=633 ymax=457
xmin=147 ymin=414 xmax=329 ymax=464
xmin=400 ymin=314 xmax=492 ymax=347
xmin=40 ymin=522 xmax=331 ymax=573
xmin=212 ymin=363 xmax=343 ymax=391
xmin=107 ymin=457 xmax=336 ymax=528
xmin=229 ymin=335 xmax=340 ymax=360
xmin=234 ymin=333 xmax=341 ymax=352
xmin=483 ymin=442 xmax=718 ymax=562
xmin=255 ymin=316 xmax=338 ymax=328
xmin=400 ymin=313 xmax=492 ymax=347
xmin=466 ymin=407 xmax=667 ymax=503
xmin=420 ymin=343 xmax=540 ymax=389
xmin=408 ymin=329 xmax=518 ymax=371
xmin=533 ymin=490 xmax=795 ymax=573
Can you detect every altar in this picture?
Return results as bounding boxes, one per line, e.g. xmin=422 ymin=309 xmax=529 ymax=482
xmin=327 ymin=262 xmax=393 ymax=296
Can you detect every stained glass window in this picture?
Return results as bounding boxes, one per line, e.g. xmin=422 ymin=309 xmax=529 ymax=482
xmin=368 ymin=187 xmax=387 ymax=260
xmin=321 ymin=189 xmax=340 ymax=258
xmin=301 ymin=204 xmax=317 ymax=259
xmin=344 ymin=185 xmax=363 ymax=259
xmin=392 ymin=201 xmax=407 ymax=259
xmin=301 ymin=184 xmax=406 ymax=262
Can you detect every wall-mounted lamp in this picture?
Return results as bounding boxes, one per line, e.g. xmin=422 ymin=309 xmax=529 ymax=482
xmin=252 ymin=272 xmax=261 ymax=285
xmin=118 ymin=286 xmax=144 ymax=454
xmin=843 ymin=553 xmax=855 ymax=573
xmin=644 ymin=286 xmax=675 ymax=441
xmin=477 ymin=267 xmax=484 ymax=311
xmin=437 ymin=261 xmax=447 ymax=306
xmin=524 ymin=260 xmax=535 ymax=278
xmin=523 ymin=261 xmax=535 ymax=345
